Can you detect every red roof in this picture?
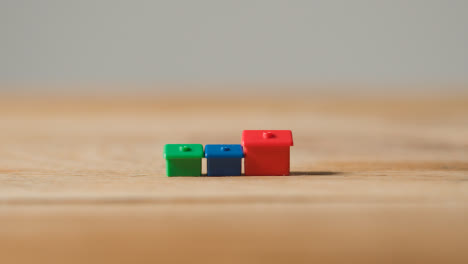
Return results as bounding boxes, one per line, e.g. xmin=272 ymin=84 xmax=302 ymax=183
xmin=241 ymin=130 xmax=293 ymax=147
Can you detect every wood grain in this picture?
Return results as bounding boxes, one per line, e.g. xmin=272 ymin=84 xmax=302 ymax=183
xmin=0 ymin=93 xmax=467 ymax=264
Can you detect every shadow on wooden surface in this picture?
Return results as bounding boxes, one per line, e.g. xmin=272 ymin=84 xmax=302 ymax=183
xmin=198 ymin=172 xmax=343 ymax=177
xmin=290 ymin=171 xmax=342 ymax=176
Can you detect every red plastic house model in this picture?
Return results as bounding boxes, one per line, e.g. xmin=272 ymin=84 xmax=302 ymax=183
xmin=241 ymin=130 xmax=294 ymax=176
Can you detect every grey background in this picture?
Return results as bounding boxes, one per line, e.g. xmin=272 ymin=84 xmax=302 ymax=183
xmin=1 ymin=0 xmax=468 ymax=92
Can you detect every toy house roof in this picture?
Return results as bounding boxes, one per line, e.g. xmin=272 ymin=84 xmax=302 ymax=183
xmin=164 ymin=144 xmax=204 ymax=159
xmin=204 ymin=144 xmax=244 ymax=158
xmin=241 ymin=130 xmax=293 ymax=147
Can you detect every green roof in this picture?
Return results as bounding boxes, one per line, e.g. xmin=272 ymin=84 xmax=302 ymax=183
xmin=163 ymin=144 xmax=204 ymax=159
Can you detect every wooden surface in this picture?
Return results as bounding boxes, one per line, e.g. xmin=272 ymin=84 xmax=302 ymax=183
xmin=1 ymin=93 xmax=468 ymax=264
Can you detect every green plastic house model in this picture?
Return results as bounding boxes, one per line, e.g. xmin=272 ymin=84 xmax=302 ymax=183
xmin=163 ymin=144 xmax=204 ymax=176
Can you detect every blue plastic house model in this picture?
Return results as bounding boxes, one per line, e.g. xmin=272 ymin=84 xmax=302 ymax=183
xmin=204 ymin=144 xmax=244 ymax=176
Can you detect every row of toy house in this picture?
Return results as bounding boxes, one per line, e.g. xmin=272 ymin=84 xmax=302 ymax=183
xmin=163 ymin=130 xmax=293 ymax=176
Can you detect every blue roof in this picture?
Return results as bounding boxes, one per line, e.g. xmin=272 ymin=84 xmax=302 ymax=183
xmin=204 ymin=144 xmax=244 ymax=158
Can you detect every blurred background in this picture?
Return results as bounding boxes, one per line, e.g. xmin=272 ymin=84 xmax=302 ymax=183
xmin=1 ymin=0 xmax=467 ymax=94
